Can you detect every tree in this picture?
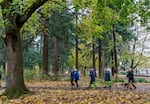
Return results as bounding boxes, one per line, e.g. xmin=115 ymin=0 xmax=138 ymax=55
xmin=37 ymin=9 xmax=49 ymax=78
xmin=48 ymin=7 xmax=74 ymax=76
xmin=0 ymin=0 xmax=48 ymax=98
xmin=72 ymin=0 xmax=92 ymax=70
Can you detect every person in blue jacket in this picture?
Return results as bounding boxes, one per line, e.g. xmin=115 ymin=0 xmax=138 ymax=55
xmin=89 ymin=68 xmax=96 ymax=86
xmin=74 ymin=69 xmax=79 ymax=88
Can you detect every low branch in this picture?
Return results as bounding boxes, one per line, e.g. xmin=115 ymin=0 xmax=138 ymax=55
xmin=17 ymin=0 xmax=48 ymax=28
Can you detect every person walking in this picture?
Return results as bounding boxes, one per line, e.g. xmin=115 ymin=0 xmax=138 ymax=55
xmin=104 ymin=69 xmax=111 ymax=81
xmin=89 ymin=68 xmax=96 ymax=87
xmin=70 ymin=67 xmax=75 ymax=87
xmin=104 ymin=69 xmax=111 ymax=89
xmin=74 ymin=69 xmax=79 ymax=88
xmin=126 ymin=68 xmax=136 ymax=89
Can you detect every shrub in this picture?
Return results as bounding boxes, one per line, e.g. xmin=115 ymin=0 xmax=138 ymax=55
xmin=134 ymin=78 xmax=149 ymax=83
xmin=119 ymin=71 xmax=126 ymax=75
xmin=95 ymin=79 xmax=114 ymax=87
xmin=23 ymin=69 xmax=41 ymax=80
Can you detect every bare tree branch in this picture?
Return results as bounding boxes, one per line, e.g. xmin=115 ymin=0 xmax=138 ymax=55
xmin=132 ymin=32 xmax=148 ymax=69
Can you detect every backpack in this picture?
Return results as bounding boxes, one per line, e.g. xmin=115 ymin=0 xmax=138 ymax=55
xmin=90 ymin=70 xmax=95 ymax=81
xmin=90 ymin=70 xmax=95 ymax=76
xmin=74 ymin=70 xmax=79 ymax=80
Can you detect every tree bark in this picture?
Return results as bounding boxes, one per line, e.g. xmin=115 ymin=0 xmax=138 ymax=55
xmin=92 ymin=38 xmax=96 ymax=77
xmin=53 ymin=37 xmax=59 ymax=76
xmin=98 ymin=39 xmax=103 ymax=78
xmin=42 ymin=30 xmax=49 ymax=77
xmin=111 ymin=49 xmax=115 ymax=76
xmin=75 ymin=35 xmax=78 ymax=70
xmin=4 ymin=29 xmax=28 ymax=98
xmin=75 ymin=9 xmax=78 ymax=70
xmin=38 ymin=12 xmax=49 ymax=78
xmin=113 ymin=30 xmax=118 ymax=80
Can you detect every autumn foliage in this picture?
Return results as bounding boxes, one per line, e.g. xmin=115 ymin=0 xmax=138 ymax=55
xmin=0 ymin=80 xmax=150 ymax=104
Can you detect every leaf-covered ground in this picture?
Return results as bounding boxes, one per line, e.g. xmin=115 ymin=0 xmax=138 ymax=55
xmin=0 ymin=77 xmax=150 ymax=104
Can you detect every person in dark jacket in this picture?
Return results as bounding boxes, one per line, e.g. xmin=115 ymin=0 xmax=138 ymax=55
xmin=104 ymin=69 xmax=111 ymax=81
xmin=126 ymin=69 xmax=136 ymax=89
xmin=104 ymin=69 xmax=111 ymax=89
xmin=70 ymin=68 xmax=75 ymax=87
xmin=74 ymin=69 xmax=79 ymax=88
xmin=89 ymin=68 xmax=96 ymax=86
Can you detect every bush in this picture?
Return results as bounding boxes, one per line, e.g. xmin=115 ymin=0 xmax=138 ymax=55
xmin=95 ymin=79 xmax=114 ymax=87
xmin=118 ymin=78 xmax=125 ymax=82
xmin=90 ymin=81 xmax=97 ymax=89
xmin=119 ymin=71 xmax=126 ymax=75
xmin=48 ymin=76 xmax=61 ymax=81
xmin=134 ymin=78 xmax=149 ymax=83
xmin=63 ymin=78 xmax=70 ymax=81
xmin=24 ymin=69 xmax=41 ymax=80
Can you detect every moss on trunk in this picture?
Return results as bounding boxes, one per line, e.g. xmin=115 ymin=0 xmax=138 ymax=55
xmin=3 ymin=86 xmax=30 ymax=99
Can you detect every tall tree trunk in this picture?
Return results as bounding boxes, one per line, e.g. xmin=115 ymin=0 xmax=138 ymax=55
xmin=113 ymin=31 xmax=118 ymax=80
xmin=37 ymin=11 xmax=49 ymax=77
xmin=130 ymin=38 xmax=136 ymax=69
xmin=39 ymin=36 xmax=43 ymax=69
xmin=42 ymin=31 xmax=49 ymax=78
xmin=4 ymin=29 xmax=28 ymax=98
xmin=75 ymin=35 xmax=78 ymax=70
xmin=111 ymin=49 xmax=115 ymax=76
xmin=92 ymin=38 xmax=96 ymax=76
xmin=75 ymin=9 xmax=78 ymax=70
xmin=98 ymin=39 xmax=103 ymax=78
xmin=53 ymin=37 xmax=59 ymax=76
